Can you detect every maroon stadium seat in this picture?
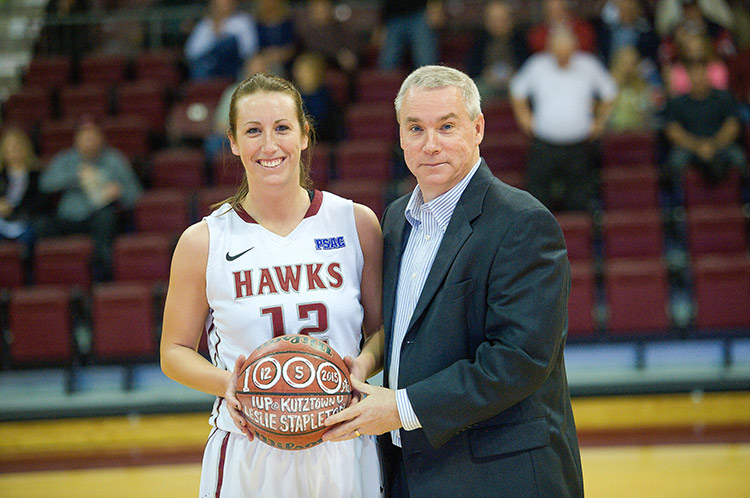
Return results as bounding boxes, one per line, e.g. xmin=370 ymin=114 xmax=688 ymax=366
xmin=483 ymin=99 xmax=521 ymax=135
xmin=327 ymin=179 xmax=386 ymax=218
xmin=482 ymin=133 xmax=530 ymax=174
xmin=344 ymin=102 xmax=398 ymax=141
xmin=113 ymin=233 xmax=172 ymax=284
xmin=195 ymin=185 xmax=237 ymax=220
xmin=100 ymin=115 xmax=151 ymax=162
xmin=604 ymin=258 xmax=670 ymax=335
xmin=116 ymin=80 xmax=168 ymax=133
xmin=8 ymin=285 xmax=73 ymax=365
xmin=59 ymin=83 xmax=110 ymax=120
xmin=683 ymin=168 xmax=742 ymax=208
xmin=134 ymin=48 xmax=182 ymax=88
xmin=211 ymin=150 xmax=244 ymax=186
xmin=0 ymin=241 xmax=25 ymax=289
xmin=33 ymin=236 xmax=93 ymax=289
xmin=568 ymin=261 xmax=597 ymax=338
xmin=602 ymin=131 xmax=655 ymax=166
xmin=692 ymin=254 xmax=750 ymax=330
xmin=601 ymin=165 xmax=661 ymax=211
xmin=308 ymin=142 xmax=331 ymax=189
xmin=38 ymin=117 xmax=78 ymax=157
xmin=23 ymin=55 xmax=71 ymax=90
xmin=555 ymin=212 xmax=594 ymax=261
xmin=149 ymin=147 xmax=206 ymax=190
xmin=686 ymin=205 xmax=748 ymax=256
xmin=602 ymin=209 xmax=664 ymax=259
xmin=335 ymin=139 xmax=392 ymax=181
xmin=2 ymin=86 xmax=54 ymax=128
xmin=355 ymin=68 xmax=407 ymax=103
xmin=79 ymin=53 xmax=129 ymax=85
xmin=91 ymin=281 xmax=158 ymax=361
xmin=133 ymin=188 xmax=191 ymax=235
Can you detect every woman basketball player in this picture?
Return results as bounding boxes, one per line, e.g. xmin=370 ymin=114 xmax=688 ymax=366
xmin=160 ymin=73 xmax=384 ymax=497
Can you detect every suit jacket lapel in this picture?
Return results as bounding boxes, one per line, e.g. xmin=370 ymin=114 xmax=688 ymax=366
xmin=405 ymin=162 xmax=493 ymax=335
xmin=382 ymin=198 xmax=410 ymax=381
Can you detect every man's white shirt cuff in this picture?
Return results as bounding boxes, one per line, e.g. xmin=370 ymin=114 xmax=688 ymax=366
xmin=396 ymin=388 xmax=422 ymax=431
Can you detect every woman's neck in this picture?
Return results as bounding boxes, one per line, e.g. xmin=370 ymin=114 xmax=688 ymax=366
xmin=242 ymin=184 xmax=311 ymax=236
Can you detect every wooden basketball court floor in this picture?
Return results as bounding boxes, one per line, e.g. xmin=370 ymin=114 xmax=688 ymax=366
xmin=1 ymin=391 xmax=749 ymax=497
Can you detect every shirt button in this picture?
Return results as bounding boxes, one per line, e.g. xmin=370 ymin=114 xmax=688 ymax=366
xmin=425 ymin=234 xmax=431 ymax=240
xmin=412 ymin=273 xmax=417 ymax=279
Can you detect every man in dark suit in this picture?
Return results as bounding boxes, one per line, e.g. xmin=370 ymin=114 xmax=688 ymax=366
xmin=324 ymin=65 xmax=583 ymax=498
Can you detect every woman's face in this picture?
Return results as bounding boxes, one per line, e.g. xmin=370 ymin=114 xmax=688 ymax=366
xmin=229 ymin=91 xmax=309 ymax=189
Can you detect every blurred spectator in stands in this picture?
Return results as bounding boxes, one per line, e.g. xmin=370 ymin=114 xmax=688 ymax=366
xmin=465 ymin=0 xmax=528 ymax=100
xmin=511 ymin=26 xmax=618 ymax=212
xmin=38 ymin=116 xmax=143 ymax=281
xmin=597 ymin=0 xmax=661 ymax=72
xmin=0 ymin=127 xmax=46 ymax=249
xmin=656 ymin=0 xmax=736 ymax=64
xmin=294 ymin=0 xmax=360 ymax=75
xmin=664 ymin=58 xmax=747 ymax=190
xmin=292 ymin=52 xmax=340 ymax=143
xmin=527 ymin=0 xmax=598 ymax=54
xmin=663 ymin=30 xmax=729 ymax=95
xmin=204 ymin=53 xmax=271 ymax=162
xmin=255 ymin=0 xmax=297 ymax=77
xmin=378 ymin=0 xmax=444 ymax=70
xmin=184 ymin=0 xmax=258 ymax=80
xmin=609 ymin=46 xmax=664 ymax=131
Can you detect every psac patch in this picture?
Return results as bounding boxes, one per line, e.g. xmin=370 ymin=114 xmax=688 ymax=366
xmin=314 ymin=236 xmax=345 ymax=250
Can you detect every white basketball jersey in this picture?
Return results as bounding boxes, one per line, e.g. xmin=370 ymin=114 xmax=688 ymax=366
xmin=204 ymin=190 xmax=365 ymax=434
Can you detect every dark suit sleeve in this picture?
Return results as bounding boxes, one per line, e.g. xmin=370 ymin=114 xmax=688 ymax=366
xmin=406 ymin=206 xmax=570 ymax=449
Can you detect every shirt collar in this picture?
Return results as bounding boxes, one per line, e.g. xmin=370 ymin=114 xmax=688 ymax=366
xmin=404 ymin=158 xmax=481 ymax=230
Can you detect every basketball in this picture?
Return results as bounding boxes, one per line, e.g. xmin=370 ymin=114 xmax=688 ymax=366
xmin=235 ymin=334 xmax=352 ymax=450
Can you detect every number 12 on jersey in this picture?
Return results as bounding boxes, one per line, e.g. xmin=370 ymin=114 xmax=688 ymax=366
xmin=260 ymin=303 xmax=329 ymax=340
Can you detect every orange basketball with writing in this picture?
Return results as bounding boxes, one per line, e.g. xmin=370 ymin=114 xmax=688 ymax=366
xmin=235 ymin=334 xmax=352 ymax=450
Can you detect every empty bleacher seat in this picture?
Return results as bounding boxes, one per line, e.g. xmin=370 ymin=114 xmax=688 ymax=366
xmin=210 ymin=151 xmax=244 ymax=186
xmin=601 ymin=165 xmax=661 ymax=211
xmin=116 ymin=80 xmax=168 ymax=133
xmin=355 ymin=68 xmax=407 ymax=103
xmin=602 ymin=131 xmax=656 ymax=166
xmin=23 ymin=55 xmax=71 ymax=91
xmin=604 ymin=258 xmax=671 ymax=335
xmin=100 ymin=115 xmax=151 ymax=162
xmin=195 ymin=185 xmax=236 ymax=220
xmin=33 ymin=236 xmax=94 ymax=289
xmin=113 ymin=233 xmax=173 ymax=284
xmin=2 ymin=87 xmax=54 ymax=130
xmin=555 ymin=212 xmax=595 ymax=261
xmin=683 ymin=168 xmax=743 ymax=208
xmin=482 ymin=99 xmax=520 ymax=135
xmin=481 ymin=133 xmax=530 ymax=174
xmin=0 ymin=241 xmax=25 ymax=289
xmin=134 ymin=48 xmax=182 ymax=88
xmin=91 ymin=281 xmax=158 ymax=362
xmin=335 ymin=139 xmax=392 ymax=181
xmin=8 ymin=285 xmax=73 ymax=366
xmin=686 ymin=205 xmax=748 ymax=256
xmin=133 ymin=188 xmax=191 ymax=235
xmin=344 ymin=102 xmax=398 ymax=141
xmin=568 ymin=261 xmax=598 ymax=338
xmin=327 ymin=179 xmax=386 ymax=218
xmin=692 ymin=254 xmax=750 ymax=331
xmin=308 ymin=142 xmax=332 ymax=189
xmin=38 ymin=118 xmax=78 ymax=157
xmin=602 ymin=209 xmax=665 ymax=259
xmin=149 ymin=147 xmax=206 ymax=190
xmin=59 ymin=83 xmax=111 ymax=120
xmin=79 ymin=53 xmax=129 ymax=86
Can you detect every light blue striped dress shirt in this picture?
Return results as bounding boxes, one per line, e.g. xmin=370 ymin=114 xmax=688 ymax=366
xmin=390 ymin=159 xmax=481 ymax=447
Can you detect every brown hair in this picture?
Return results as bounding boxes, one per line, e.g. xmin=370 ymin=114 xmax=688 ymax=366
xmin=216 ymin=73 xmax=315 ymax=211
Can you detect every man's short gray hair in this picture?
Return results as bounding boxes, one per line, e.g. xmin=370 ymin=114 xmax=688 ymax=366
xmin=394 ymin=65 xmax=482 ymax=121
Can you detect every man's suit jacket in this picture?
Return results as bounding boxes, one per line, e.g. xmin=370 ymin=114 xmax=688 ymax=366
xmin=380 ymin=161 xmax=583 ymax=498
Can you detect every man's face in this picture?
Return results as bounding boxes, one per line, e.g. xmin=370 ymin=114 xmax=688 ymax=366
xmin=398 ymin=86 xmax=484 ymax=202
xmin=75 ymin=125 xmax=104 ymax=160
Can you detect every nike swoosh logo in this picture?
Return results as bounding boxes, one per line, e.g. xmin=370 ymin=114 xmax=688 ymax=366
xmin=225 ymin=247 xmax=254 ymax=261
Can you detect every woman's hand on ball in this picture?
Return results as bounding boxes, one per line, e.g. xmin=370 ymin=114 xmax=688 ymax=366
xmin=226 ymin=355 xmax=254 ymax=441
